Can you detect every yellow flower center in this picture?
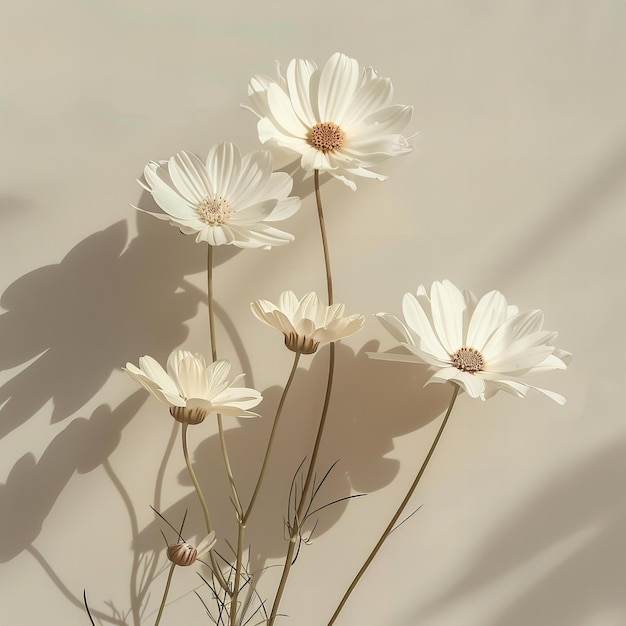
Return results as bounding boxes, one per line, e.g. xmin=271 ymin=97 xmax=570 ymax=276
xmin=451 ymin=347 xmax=484 ymax=373
xmin=195 ymin=196 xmax=232 ymax=225
xmin=309 ymin=122 xmax=345 ymax=153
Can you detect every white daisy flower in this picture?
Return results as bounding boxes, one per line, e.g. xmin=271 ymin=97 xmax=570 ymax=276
xmin=125 ymin=350 xmax=262 ymax=424
xmin=245 ymin=52 xmax=413 ymax=190
xmin=370 ymin=280 xmax=571 ymax=404
xmin=137 ymin=142 xmax=300 ymax=248
xmin=251 ymin=291 xmax=365 ymax=354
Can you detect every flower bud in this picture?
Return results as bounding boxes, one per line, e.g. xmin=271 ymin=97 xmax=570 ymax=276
xmin=166 ymin=541 xmax=198 ymax=567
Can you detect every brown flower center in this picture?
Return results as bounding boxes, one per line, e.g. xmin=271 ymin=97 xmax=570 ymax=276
xmin=308 ymin=122 xmax=345 ymax=153
xmin=451 ymin=347 xmax=484 ymax=373
xmin=195 ymin=196 xmax=232 ymax=225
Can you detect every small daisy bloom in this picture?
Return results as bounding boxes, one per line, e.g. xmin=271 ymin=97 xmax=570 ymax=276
xmin=125 ymin=350 xmax=262 ymax=424
xmin=251 ymin=291 xmax=365 ymax=354
xmin=245 ymin=52 xmax=413 ymax=190
xmin=137 ymin=142 xmax=300 ymax=248
xmin=370 ymin=280 xmax=570 ymax=404
xmin=167 ymin=531 xmax=217 ymax=567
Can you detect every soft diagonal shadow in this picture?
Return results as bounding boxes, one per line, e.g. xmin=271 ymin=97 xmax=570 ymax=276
xmin=0 ymin=390 xmax=146 ymax=563
xmin=414 ymin=438 xmax=626 ymax=625
xmin=488 ymin=141 xmax=626 ymax=286
xmin=132 ymin=340 xmax=450 ymax=617
xmin=0 ymin=207 xmax=215 ymax=438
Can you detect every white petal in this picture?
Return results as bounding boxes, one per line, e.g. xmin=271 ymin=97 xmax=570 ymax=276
xmin=482 ymin=310 xmax=545 ymax=362
xmin=341 ymin=77 xmax=393 ymax=129
xmin=429 ymin=281 xmax=466 ymax=354
xmin=228 ymin=149 xmax=273 ymax=208
xmin=366 ymin=351 xmax=423 ymax=364
xmin=176 ymin=355 xmax=210 ymax=399
xmin=265 ymin=195 xmax=301 ymax=222
xmin=286 ymin=58 xmax=319 ymax=127
xmin=375 ymin=312 xmax=415 ymax=345
xmin=206 ymin=143 xmax=242 ymax=201
xmin=318 ymin=52 xmax=361 ymax=124
xmin=265 ymin=82 xmax=310 ymax=138
xmin=229 ymin=199 xmax=278 ymax=223
xmin=427 ymin=368 xmax=486 ymax=398
xmin=278 ymin=291 xmax=300 ymax=317
xmin=466 ymin=290 xmax=509 ymax=350
xmin=402 ymin=292 xmax=449 ymax=360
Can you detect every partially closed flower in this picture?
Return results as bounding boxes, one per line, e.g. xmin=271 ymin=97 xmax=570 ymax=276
xmin=137 ymin=142 xmax=300 ymax=248
xmin=246 ymin=52 xmax=413 ymax=190
xmin=251 ymin=291 xmax=365 ymax=354
xmin=167 ymin=532 xmax=217 ymax=567
xmin=125 ymin=350 xmax=262 ymax=424
xmin=370 ymin=280 xmax=570 ymax=403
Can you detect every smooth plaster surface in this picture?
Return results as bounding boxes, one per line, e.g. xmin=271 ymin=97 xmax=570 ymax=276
xmin=1 ymin=1 xmax=625 ymax=625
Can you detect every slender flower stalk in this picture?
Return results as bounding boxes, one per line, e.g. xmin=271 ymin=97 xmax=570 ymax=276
xmin=244 ymin=351 xmax=302 ymax=523
xmin=314 ymin=171 xmax=333 ymax=304
xmin=153 ymin=562 xmax=176 ymax=626
xmin=268 ymin=169 xmax=336 ymax=626
xmin=181 ymin=422 xmax=229 ymax=594
xmin=230 ymin=352 xmax=302 ymax=624
xmin=207 ymin=245 xmax=245 ymax=622
xmin=181 ymin=422 xmax=214 ymax=536
xmin=207 ymin=245 xmax=244 ymax=518
xmin=327 ymin=384 xmax=460 ymax=626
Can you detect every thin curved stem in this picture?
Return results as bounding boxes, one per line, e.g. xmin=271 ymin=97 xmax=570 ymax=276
xmin=182 ymin=422 xmax=214 ymax=534
xmin=314 ymin=170 xmax=333 ymax=305
xmin=181 ymin=422 xmax=228 ymax=593
xmin=231 ymin=349 xmax=303 ymax=622
xmin=229 ymin=521 xmax=246 ymax=626
xmin=244 ymin=351 xmax=301 ymax=524
xmin=207 ymin=245 xmax=243 ymax=518
xmin=207 ymin=244 xmax=218 ymax=363
xmin=326 ymin=384 xmax=461 ymax=626
xmin=153 ymin=563 xmax=176 ymax=626
xmin=268 ymin=169 xmax=336 ymax=626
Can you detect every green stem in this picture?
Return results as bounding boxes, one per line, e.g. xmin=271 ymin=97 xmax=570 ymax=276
xmin=153 ymin=563 xmax=176 ymax=626
xmin=268 ymin=169 xmax=336 ymax=626
xmin=326 ymin=384 xmax=461 ymax=626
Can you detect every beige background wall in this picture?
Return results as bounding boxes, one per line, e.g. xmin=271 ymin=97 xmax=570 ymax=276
xmin=1 ymin=1 xmax=625 ymax=625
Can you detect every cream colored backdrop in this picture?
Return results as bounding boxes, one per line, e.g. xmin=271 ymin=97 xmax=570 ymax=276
xmin=1 ymin=1 xmax=625 ymax=625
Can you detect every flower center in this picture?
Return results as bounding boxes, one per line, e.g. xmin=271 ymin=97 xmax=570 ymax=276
xmin=309 ymin=122 xmax=345 ymax=153
xmin=195 ymin=196 xmax=232 ymax=225
xmin=451 ymin=347 xmax=485 ymax=373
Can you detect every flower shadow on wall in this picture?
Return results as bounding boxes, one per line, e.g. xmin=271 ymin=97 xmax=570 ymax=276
xmin=412 ymin=439 xmax=626 ymax=626
xmin=0 ymin=206 xmax=217 ymax=439
xmin=0 ymin=201 xmax=242 ymax=566
xmin=0 ymin=391 xmax=147 ymax=564
xmin=133 ymin=341 xmax=450 ymax=591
